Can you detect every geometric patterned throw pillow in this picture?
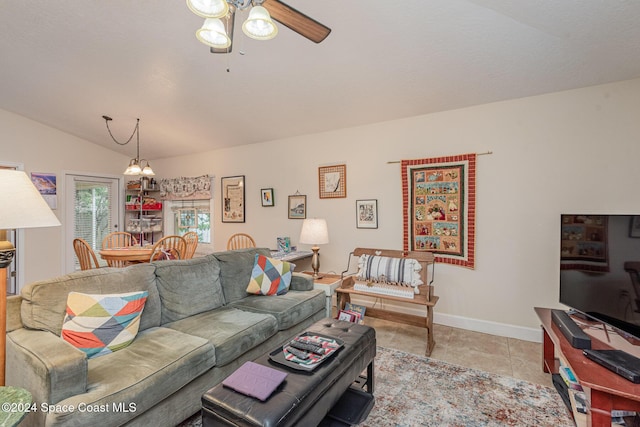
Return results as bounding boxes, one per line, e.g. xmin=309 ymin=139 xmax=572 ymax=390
xmin=246 ymin=254 xmax=295 ymax=296
xmin=61 ymin=291 xmax=148 ymax=359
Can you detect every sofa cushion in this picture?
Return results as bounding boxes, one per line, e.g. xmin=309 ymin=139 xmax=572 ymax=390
xmin=21 ymin=264 xmax=161 ymax=336
xmin=212 ymin=248 xmax=271 ymax=303
xmin=230 ymin=289 xmax=326 ymax=330
xmin=246 ymin=254 xmax=295 ymax=296
xmin=153 ymin=256 xmax=225 ymax=323
xmin=164 ymin=306 xmax=278 ymax=366
xmin=45 ymin=327 xmax=215 ymax=427
xmin=61 ymin=291 xmax=148 ymax=359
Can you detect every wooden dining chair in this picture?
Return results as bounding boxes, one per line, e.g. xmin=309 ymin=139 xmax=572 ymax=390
xmin=149 ymin=235 xmax=187 ymax=262
xmin=227 ymin=233 xmax=256 ymax=250
xmin=102 ymin=231 xmax=138 ymax=249
xmin=101 ymin=232 xmax=139 ymax=267
xmin=183 ymin=231 xmax=198 ymax=259
xmin=73 ymin=238 xmax=100 ymax=270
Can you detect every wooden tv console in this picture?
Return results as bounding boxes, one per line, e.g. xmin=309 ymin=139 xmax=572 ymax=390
xmin=535 ymin=307 xmax=640 ymax=427
xmin=336 ymin=248 xmax=438 ymax=356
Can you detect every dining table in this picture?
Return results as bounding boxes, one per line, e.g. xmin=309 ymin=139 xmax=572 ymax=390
xmin=99 ymin=246 xmax=154 ymax=265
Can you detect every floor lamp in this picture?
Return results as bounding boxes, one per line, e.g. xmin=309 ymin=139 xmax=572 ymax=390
xmin=0 ymin=170 xmax=61 ymax=386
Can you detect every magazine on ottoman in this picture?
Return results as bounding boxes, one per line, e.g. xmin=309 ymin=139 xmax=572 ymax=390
xmin=222 ymin=361 xmax=288 ymax=401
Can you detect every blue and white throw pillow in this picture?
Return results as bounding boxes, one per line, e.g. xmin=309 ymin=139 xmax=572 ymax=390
xmin=356 ymin=254 xmax=423 ymax=288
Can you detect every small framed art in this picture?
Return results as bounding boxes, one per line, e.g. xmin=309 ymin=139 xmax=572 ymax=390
xmin=356 ymin=199 xmax=378 ymax=229
xmin=31 ymin=172 xmax=57 ymax=209
xmin=221 ymin=175 xmax=245 ymax=223
xmin=319 ymin=164 xmax=346 ymax=199
xmin=261 ymin=188 xmax=274 ymax=207
xmin=288 ymin=194 xmax=306 ymax=219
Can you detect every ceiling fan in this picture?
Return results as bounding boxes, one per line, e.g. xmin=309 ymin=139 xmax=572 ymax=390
xmin=186 ymin=0 xmax=331 ymax=53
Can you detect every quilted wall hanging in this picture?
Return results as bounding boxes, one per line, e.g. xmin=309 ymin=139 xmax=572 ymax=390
xmin=402 ymin=153 xmax=477 ymax=269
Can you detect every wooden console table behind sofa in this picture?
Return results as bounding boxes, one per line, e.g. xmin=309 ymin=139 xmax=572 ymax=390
xmin=336 ymin=248 xmax=437 ymax=356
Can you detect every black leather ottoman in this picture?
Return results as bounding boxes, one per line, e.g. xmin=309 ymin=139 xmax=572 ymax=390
xmin=202 ymin=319 xmax=376 ymax=427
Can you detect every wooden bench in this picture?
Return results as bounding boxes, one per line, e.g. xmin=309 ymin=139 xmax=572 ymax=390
xmin=335 ymin=248 xmax=438 ymax=356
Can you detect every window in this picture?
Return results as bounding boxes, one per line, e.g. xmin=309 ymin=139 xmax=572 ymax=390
xmin=171 ymin=203 xmax=211 ymax=244
xmin=75 ymin=182 xmax=112 ymax=246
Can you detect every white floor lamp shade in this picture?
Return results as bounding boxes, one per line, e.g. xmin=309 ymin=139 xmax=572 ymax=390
xmin=0 ymin=169 xmax=61 ymax=385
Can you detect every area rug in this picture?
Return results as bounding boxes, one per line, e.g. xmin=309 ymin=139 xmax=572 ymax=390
xmin=178 ymin=346 xmax=573 ymax=427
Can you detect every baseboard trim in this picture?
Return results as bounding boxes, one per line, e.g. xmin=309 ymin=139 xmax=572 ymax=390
xmin=349 ymin=295 xmax=542 ymax=343
xmin=434 ymin=312 xmax=542 ymax=343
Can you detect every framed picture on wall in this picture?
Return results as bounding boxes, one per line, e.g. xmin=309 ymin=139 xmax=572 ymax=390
xmin=30 ymin=172 xmax=57 ymax=209
xmin=288 ymin=194 xmax=306 ymax=219
xmin=221 ymin=175 xmax=245 ymax=223
xmin=356 ymin=199 xmax=378 ymax=229
xmin=319 ymin=164 xmax=347 ymax=199
xmin=261 ymin=188 xmax=274 ymax=207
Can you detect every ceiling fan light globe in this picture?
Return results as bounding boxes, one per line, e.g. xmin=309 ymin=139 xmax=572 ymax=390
xmin=196 ymin=18 xmax=232 ymax=48
xmin=242 ymin=6 xmax=278 ymax=40
xmin=187 ymin=0 xmax=229 ymax=19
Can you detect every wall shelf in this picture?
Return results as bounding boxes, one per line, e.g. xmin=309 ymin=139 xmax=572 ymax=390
xmin=125 ymin=178 xmax=163 ymax=245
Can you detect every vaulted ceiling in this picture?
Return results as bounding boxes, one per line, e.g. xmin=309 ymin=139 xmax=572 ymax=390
xmin=2 ymin=1 xmax=640 ymax=160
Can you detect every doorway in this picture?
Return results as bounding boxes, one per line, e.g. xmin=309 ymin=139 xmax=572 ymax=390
xmin=65 ymin=174 xmax=122 ymax=272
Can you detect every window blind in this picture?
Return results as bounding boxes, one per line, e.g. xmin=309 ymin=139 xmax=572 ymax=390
xmin=73 ymin=179 xmax=113 ymax=268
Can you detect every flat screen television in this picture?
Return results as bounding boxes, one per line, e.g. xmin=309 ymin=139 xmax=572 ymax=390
xmin=560 ymin=214 xmax=640 ymax=340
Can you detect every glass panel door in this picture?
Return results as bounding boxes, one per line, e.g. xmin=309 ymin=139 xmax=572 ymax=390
xmin=65 ymin=174 xmax=121 ymax=272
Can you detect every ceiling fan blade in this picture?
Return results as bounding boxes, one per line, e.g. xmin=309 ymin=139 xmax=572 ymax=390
xmin=262 ymin=0 xmax=331 ymax=44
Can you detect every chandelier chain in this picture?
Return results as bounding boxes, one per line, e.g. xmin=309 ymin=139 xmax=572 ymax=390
xmin=103 ymin=117 xmax=139 ymax=146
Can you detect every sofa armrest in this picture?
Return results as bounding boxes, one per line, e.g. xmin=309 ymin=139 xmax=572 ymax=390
xmin=6 ymin=328 xmax=87 ymax=405
xmin=6 ymin=294 xmax=23 ymax=332
xmin=290 ymin=272 xmax=314 ymax=291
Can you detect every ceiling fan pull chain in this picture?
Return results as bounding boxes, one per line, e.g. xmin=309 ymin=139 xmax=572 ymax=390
xmin=238 ymin=10 xmax=246 ymax=56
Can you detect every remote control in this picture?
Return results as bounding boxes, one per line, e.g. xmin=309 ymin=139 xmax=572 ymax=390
xmin=289 ymin=340 xmax=326 ymax=355
xmin=285 ymin=345 xmax=310 ymax=360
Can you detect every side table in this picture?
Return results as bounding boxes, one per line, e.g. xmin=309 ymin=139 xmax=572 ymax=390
xmin=0 ymin=386 xmax=32 ymax=427
xmin=535 ymin=307 xmax=640 ymax=427
xmin=304 ymin=272 xmax=342 ymax=317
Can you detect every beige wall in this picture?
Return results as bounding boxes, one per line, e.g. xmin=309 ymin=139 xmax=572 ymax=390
xmin=153 ymin=78 xmax=640 ymax=340
xmin=0 ymin=109 xmax=129 ymax=284
xmin=3 ymin=77 xmax=640 ymax=340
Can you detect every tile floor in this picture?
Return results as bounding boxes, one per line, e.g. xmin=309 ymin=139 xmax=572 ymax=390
xmin=362 ymin=316 xmax=553 ymax=387
xmin=178 ymin=315 xmax=556 ymax=426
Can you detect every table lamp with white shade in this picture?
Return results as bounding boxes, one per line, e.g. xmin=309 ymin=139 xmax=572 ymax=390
xmin=0 ymin=169 xmax=61 ymax=386
xmin=299 ymin=218 xmax=329 ymax=279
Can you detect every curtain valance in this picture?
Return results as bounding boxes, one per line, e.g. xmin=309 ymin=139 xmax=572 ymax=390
xmin=159 ymin=175 xmax=211 ymax=200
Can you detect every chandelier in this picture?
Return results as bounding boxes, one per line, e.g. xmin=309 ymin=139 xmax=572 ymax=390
xmin=102 ymin=116 xmax=155 ymax=176
xmin=187 ymin=0 xmax=278 ymax=50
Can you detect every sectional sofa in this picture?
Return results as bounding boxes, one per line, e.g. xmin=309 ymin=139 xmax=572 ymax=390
xmin=5 ymin=247 xmax=326 ymax=426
